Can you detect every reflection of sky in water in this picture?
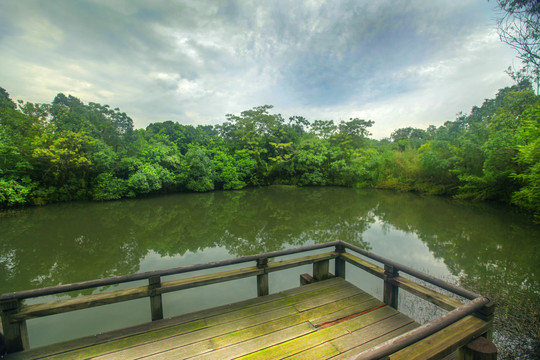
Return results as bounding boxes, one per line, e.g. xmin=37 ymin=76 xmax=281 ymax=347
xmin=365 ymin=217 xmax=456 ymax=282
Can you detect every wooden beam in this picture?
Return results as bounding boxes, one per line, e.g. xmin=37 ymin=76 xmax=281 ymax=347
xmin=335 ymin=244 xmax=346 ymax=279
xmin=391 ymin=276 xmax=463 ymax=311
xmin=300 ymin=273 xmax=314 ymax=286
xmin=313 ymin=260 xmax=330 ymax=281
xmin=461 ymin=336 xmax=497 ymax=360
xmin=383 ymin=265 xmax=399 ymax=309
xmin=0 ymin=300 xmax=28 ymax=353
xmin=340 ymin=253 xmax=385 ymax=279
xmin=10 ymin=267 xmax=263 ymax=322
xmin=266 ymin=252 xmax=337 ymax=273
xmin=0 ymin=241 xmax=341 ymax=302
xmin=257 ymin=258 xmax=269 ymax=297
xmin=148 ymin=276 xmax=163 ymax=322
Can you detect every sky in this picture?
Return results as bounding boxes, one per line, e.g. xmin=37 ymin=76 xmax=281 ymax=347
xmin=0 ymin=0 xmax=520 ymax=139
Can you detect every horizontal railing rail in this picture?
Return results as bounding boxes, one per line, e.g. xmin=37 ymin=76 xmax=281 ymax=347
xmin=0 ymin=241 xmax=340 ymax=302
xmin=342 ymin=242 xmax=480 ymax=300
xmin=0 ymin=240 xmax=494 ymax=359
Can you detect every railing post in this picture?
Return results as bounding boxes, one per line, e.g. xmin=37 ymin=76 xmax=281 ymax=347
xmin=0 ymin=300 xmax=29 ymax=353
xmin=383 ymin=264 xmax=399 ymax=309
xmin=460 ymin=336 xmax=497 ymax=360
xmin=313 ymin=259 xmax=330 ymax=282
xmin=257 ymin=258 xmax=269 ymax=297
xmin=148 ymin=276 xmax=163 ymax=321
xmin=335 ymin=243 xmax=346 ymax=279
xmin=474 ymin=301 xmax=496 ymax=340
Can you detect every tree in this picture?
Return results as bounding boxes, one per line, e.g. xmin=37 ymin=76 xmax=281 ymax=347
xmin=493 ymin=0 xmax=540 ymax=92
xmin=390 ymin=127 xmax=427 ymax=150
xmin=310 ymin=120 xmax=337 ymax=139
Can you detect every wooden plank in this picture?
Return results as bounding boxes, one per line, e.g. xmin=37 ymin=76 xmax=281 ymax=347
xmin=387 ymin=315 xmax=492 ymax=360
xmin=240 ymin=306 xmax=398 ymax=359
xmin=391 ymin=276 xmax=463 ymax=311
xmin=340 ymin=253 xmax=385 ymax=279
xmin=7 ymin=279 xmax=347 ymax=360
xmin=157 ymin=266 xmax=263 ymax=295
xmin=293 ymin=286 xmax=364 ymax=312
xmin=10 ymin=286 xmax=149 ymax=322
xmin=49 ymin=319 xmax=209 ymax=360
xmin=329 ymin=322 xmax=418 ymax=360
xmin=266 ymin=252 xmax=337 ymax=273
xmin=331 ymin=313 xmax=415 ymax=353
xmin=211 ymin=293 xmax=376 ymax=351
xmin=10 ymin=267 xmax=262 ymax=322
xmin=286 ymin=314 xmax=415 ymax=360
xmin=308 ymin=298 xmax=382 ymax=327
xmin=84 ymin=284 xmax=370 ymax=359
xmin=205 ymin=281 xmax=358 ymax=327
xmin=150 ymin=322 xmax=317 ymax=360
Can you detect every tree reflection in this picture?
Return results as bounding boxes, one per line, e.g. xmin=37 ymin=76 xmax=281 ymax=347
xmin=0 ymin=187 xmax=374 ymax=294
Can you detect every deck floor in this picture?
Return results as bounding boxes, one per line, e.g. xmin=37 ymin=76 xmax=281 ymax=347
xmin=8 ymin=277 xmax=418 ymax=359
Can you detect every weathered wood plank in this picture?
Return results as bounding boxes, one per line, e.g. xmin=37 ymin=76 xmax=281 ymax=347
xmin=0 ymin=241 xmax=341 ymax=302
xmin=49 ymin=319 xmax=208 ymax=360
xmin=388 ymin=315 xmax=491 ymax=360
xmin=90 ymin=280 xmax=367 ymax=359
xmin=293 ymin=285 xmax=362 ymax=312
xmin=10 ymin=266 xmax=263 ymax=322
xmin=391 ymin=276 xmax=463 ymax=311
xmin=266 ymin=252 xmax=337 ymax=273
xmin=308 ymin=297 xmax=382 ymax=327
xmin=85 ymin=284 xmax=369 ymax=359
xmin=328 ymin=322 xmax=418 ymax=360
xmin=340 ymin=253 xmax=385 ymax=279
xmin=211 ymin=293 xmax=376 ymax=351
xmin=205 ymin=281 xmax=358 ymax=327
xmin=157 ymin=266 xmax=263 ymax=295
xmin=240 ymin=306 xmax=398 ymax=359
xmin=331 ymin=313 xmax=415 ymax=353
xmin=6 ymin=279 xmax=347 ymax=359
xmin=285 ymin=314 xmax=415 ymax=360
xmin=10 ymin=286 xmax=149 ymax=322
xmin=152 ymin=322 xmax=317 ymax=360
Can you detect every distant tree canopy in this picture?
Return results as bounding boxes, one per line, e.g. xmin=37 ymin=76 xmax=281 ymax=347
xmin=0 ymin=84 xmax=539 ymax=220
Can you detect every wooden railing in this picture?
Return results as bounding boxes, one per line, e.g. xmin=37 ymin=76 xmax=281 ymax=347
xmin=0 ymin=240 xmax=496 ymax=359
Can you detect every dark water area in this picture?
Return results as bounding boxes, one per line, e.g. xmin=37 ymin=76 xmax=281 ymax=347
xmin=1 ymin=187 xmax=538 ymax=358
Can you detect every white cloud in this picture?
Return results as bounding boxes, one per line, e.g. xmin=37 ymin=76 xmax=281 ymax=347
xmin=0 ymin=0 xmax=522 ymax=137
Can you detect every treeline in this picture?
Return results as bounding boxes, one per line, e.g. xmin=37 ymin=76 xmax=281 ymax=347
xmin=0 ymin=82 xmax=538 ymax=218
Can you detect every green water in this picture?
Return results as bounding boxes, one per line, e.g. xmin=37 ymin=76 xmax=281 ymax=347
xmin=1 ymin=187 xmax=538 ymax=356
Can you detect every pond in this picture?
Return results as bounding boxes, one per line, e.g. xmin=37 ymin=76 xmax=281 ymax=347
xmin=1 ymin=187 xmax=538 ymax=358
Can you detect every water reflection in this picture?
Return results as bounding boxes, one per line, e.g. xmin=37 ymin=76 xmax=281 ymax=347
xmin=1 ymin=187 xmax=376 ymax=294
xmin=1 ymin=188 xmax=538 ymax=353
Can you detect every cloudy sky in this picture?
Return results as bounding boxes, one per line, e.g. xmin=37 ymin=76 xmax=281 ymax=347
xmin=0 ymin=0 xmax=519 ymax=138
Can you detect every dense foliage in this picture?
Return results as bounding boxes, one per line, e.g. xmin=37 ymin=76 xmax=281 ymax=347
xmin=1 ymin=82 xmax=539 ymax=219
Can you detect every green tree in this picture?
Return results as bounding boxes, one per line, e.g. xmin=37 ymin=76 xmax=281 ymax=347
xmin=183 ymin=147 xmax=215 ymax=192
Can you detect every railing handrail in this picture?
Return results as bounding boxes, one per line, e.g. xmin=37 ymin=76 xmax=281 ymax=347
xmin=353 ymin=295 xmax=490 ymax=360
xmin=0 ymin=241 xmax=340 ymax=302
xmin=342 ymin=242 xmax=480 ymax=300
xmin=1 ymin=240 xmax=494 ymax=358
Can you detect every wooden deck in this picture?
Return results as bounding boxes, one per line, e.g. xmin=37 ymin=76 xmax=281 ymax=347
xmin=5 ymin=278 xmax=417 ymax=360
